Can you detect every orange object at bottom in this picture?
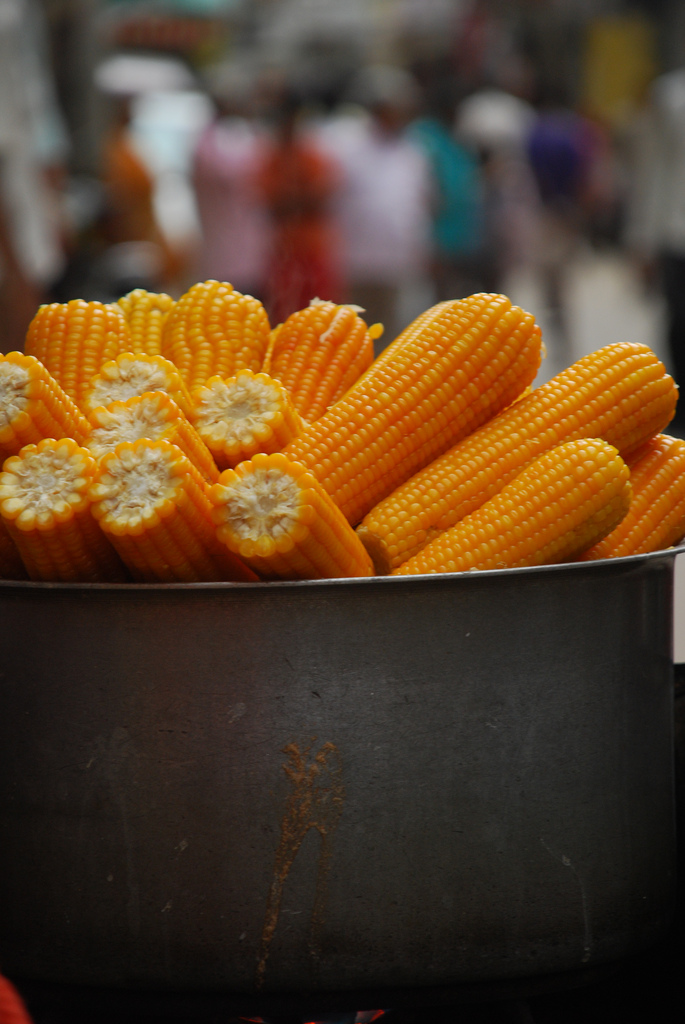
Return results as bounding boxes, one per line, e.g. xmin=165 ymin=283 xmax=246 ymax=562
xmin=0 ymin=975 xmax=33 ymax=1024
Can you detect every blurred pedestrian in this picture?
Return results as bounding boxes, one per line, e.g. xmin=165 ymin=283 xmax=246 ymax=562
xmin=191 ymin=62 xmax=271 ymax=299
xmin=624 ymin=66 xmax=685 ymax=429
xmin=408 ymin=75 xmax=486 ymax=302
xmin=525 ymin=83 xmax=611 ymax=340
xmin=257 ymin=86 xmax=343 ymax=326
xmin=456 ymin=84 xmax=541 ymax=296
xmin=316 ymin=65 xmax=432 ymax=351
xmin=0 ymin=0 xmax=69 ymax=352
xmin=94 ymin=54 xmax=192 ymax=297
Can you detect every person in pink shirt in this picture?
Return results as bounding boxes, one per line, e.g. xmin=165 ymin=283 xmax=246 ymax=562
xmin=191 ymin=63 xmax=272 ymax=300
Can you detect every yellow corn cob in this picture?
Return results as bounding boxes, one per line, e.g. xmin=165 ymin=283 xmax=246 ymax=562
xmin=189 ymin=369 xmax=306 ymax=471
xmin=358 ymin=341 xmax=678 ymax=573
xmin=0 ymin=352 xmax=90 ymax=460
xmin=265 ymin=299 xmax=377 ymax=422
xmin=81 ymin=351 xmax=194 ymax=418
xmin=580 ymin=433 xmax=685 ymax=560
xmin=394 ymin=438 xmax=631 ymax=576
xmin=0 ymin=437 xmax=128 ymax=582
xmin=161 ymin=280 xmax=270 ymax=391
xmin=89 ymin=438 xmax=257 ymax=583
xmin=209 ymin=452 xmax=374 ymax=581
xmin=0 ymin=517 xmax=28 ymax=579
xmin=86 ymin=392 xmax=219 ymax=483
xmin=283 ymin=293 xmax=543 ymax=526
xmin=261 ymin=322 xmax=283 ymax=375
xmin=24 ymin=299 xmax=132 ymax=407
xmin=115 ymin=288 xmax=175 ymax=356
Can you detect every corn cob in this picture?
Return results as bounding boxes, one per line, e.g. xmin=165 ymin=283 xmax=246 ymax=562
xmin=161 ymin=280 xmax=270 ymax=391
xmin=209 ymin=452 xmax=374 ymax=581
xmin=86 ymin=392 xmax=219 ymax=483
xmin=0 ymin=437 xmax=128 ymax=582
xmin=261 ymin=322 xmax=284 ymax=375
xmin=0 ymin=517 xmax=28 ymax=579
xmin=0 ymin=352 xmax=91 ymax=460
xmin=358 ymin=341 xmax=678 ymax=573
xmin=580 ymin=433 xmax=685 ymax=560
xmin=265 ymin=299 xmax=377 ymax=421
xmin=24 ymin=300 xmax=132 ymax=407
xmin=394 ymin=438 xmax=631 ymax=575
xmin=283 ymin=293 xmax=543 ymax=526
xmin=190 ymin=369 xmax=306 ymax=471
xmin=89 ymin=438 xmax=257 ymax=583
xmin=115 ymin=288 xmax=175 ymax=356
xmin=81 ymin=351 xmax=194 ymax=418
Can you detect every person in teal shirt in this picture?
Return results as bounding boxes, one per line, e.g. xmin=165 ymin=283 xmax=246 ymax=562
xmin=409 ymin=82 xmax=488 ymax=302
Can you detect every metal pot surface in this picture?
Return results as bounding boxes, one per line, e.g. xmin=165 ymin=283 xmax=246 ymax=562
xmin=0 ymin=549 xmax=680 ymax=995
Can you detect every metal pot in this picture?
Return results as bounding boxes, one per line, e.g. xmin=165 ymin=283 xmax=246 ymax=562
xmin=0 ymin=549 xmax=679 ymax=996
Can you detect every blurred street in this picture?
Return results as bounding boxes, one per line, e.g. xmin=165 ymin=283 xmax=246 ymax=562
xmin=504 ymin=249 xmax=669 ymax=387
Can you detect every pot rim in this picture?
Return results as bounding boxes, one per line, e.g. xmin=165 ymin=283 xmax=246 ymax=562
xmin=2 ymin=543 xmax=684 ymax=592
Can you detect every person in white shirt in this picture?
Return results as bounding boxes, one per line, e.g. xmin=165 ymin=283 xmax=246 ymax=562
xmin=316 ymin=65 xmax=432 ymax=352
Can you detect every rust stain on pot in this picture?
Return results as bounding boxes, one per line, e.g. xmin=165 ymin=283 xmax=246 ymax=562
xmin=256 ymin=740 xmax=344 ymax=988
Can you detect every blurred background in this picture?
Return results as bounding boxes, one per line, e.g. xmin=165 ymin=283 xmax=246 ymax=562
xmin=2 ymin=0 xmax=685 ymax=403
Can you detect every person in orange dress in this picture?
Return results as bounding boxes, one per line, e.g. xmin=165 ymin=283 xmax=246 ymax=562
xmin=257 ymin=89 xmax=343 ymax=326
xmin=98 ymin=94 xmax=180 ymax=290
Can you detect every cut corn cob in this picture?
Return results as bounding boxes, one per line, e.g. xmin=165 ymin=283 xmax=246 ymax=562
xmin=0 ymin=437 xmax=128 ymax=582
xmin=81 ymin=351 xmax=194 ymax=418
xmin=209 ymin=452 xmax=374 ymax=581
xmin=358 ymin=341 xmax=678 ymax=573
xmin=189 ymin=369 xmax=306 ymax=471
xmin=283 ymin=293 xmax=543 ymax=526
xmin=394 ymin=438 xmax=631 ymax=575
xmin=0 ymin=516 xmax=28 ymax=579
xmin=161 ymin=280 xmax=270 ymax=391
xmin=86 ymin=391 xmax=219 ymax=483
xmin=265 ymin=299 xmax=376 ymax=421
xmin=580 ymin=433 xmax=685 ymax=560
xmin=0 ymin=351 xmax=90 ymax=460
xmin=89 ymin=438 xmax=257 ymax=583
xmin=115 ymin=288 xmax=175 ymax=356
xmin=24 ymin=299 xmax=132 ymax=407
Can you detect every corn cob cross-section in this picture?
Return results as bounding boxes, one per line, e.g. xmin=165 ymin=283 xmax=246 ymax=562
xmin=394 ymin=438 xmax=632 ymax=575
xmin=0 ymin=437 xmax=128 ymax=582
xmin=24 ymin=299 xmax=132 ymax=408
xmin=89 ymin=438 xmax=257 ymax=583
xmin=359 ymin=341 xmax=678 ymax=573
xmin=190 ymin=369 xmax=305 ymax=471
xmin=264 ymin=299 xmax=377 ymax=422
xmin=0 ymin=352 xmax=90 ymax=461
xmin=283 ymin=293 xmax=543 ymax=527
xmin=81 ymin=352 xmax=194 ymax=418
xmin=161 ymin=280 xmax=271 ymax=391
xmin=580 ymin=433 xmax=685 ymax=560
xmin=209 ymin=452 xmax=374 ymax=580
xmin=115 ymin=288 xmax=175 ymax=357
xmin=86 ymin=391 xmax=219 ymax=483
